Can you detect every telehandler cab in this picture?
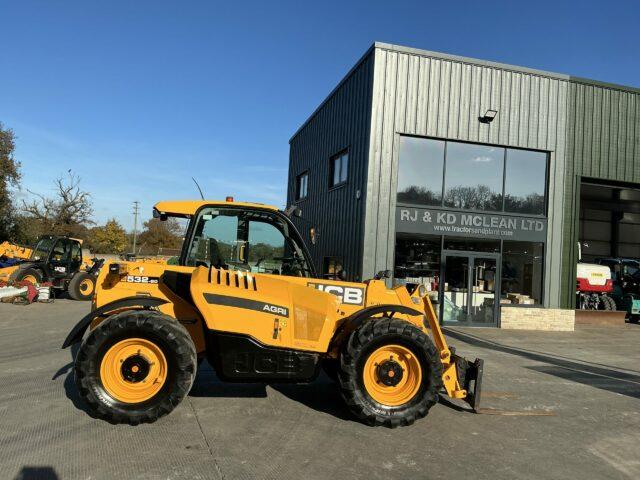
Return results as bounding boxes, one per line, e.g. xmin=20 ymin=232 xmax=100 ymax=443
xmin=63 ymin=199 xmax=483 ymax=427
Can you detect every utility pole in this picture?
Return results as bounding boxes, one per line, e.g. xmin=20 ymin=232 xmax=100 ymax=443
xmin=132 ymin=201 xmax=140 ymax=254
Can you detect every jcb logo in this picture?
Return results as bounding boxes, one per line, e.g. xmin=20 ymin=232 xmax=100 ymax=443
xmin=263 ymin=304 xmax=289 ymax=316
xmin=308 ymin=283 xmax=364 ymax=305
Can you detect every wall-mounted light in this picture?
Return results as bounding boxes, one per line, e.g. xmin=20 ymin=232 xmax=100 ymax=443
xmin=479 ymin=109 xmax=498 ymax=124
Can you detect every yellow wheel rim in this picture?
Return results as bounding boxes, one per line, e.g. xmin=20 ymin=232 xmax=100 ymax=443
xmin=22 ymin=274 xmax=38 ymax=284
xmin=99 ymin=338 xmax=168 ymax=404
xmin=362 ymin=344 xmax=422 ymax=407
xmin=79 ymin=278 xmax=94 ymax=295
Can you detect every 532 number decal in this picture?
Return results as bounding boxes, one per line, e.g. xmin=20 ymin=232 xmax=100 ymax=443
xmin=124 ymin=275 xmax=159 ymax=284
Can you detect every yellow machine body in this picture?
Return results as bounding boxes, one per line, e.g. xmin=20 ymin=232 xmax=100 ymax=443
xmin=0 ymin=264 xmax=20 ymax=282
xmin=65 ymin=198 xmax=483 ymax=423
xmin=0 ymin=241 xmax=33 ymax=260
xmin=90 ymin=201 xmax=471 ymax=402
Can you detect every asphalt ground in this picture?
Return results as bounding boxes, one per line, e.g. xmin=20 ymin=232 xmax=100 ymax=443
xmin=0 ymin=299 xmax=639 ymax=480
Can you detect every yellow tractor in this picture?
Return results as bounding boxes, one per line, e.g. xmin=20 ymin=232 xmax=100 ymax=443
xmin=63 ymin=199 xmax=483 ymax=427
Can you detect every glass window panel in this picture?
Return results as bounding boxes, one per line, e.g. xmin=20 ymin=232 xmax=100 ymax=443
xmin=323 ymin=257 xmax=344 ymax=280
xmin=247 ymin=221 xmax=286 ymax=273
xmin=296 ymin=172 xmax=308 ymax=200
xmin=397 ymin=137 xmax=445 ymax=206
xmin=332 ymin=157 xmax=341 ymax=186
xmin=501 ymin=241 xmax=544 ymax=304
xmin=340 ymin=153 xmax=348 ymax=182
xmin=186 ymin=211 xmax=239 ymax=267
xmin=330 ymin=152 xmax=349 ymax=187
xmin=393 ymin=233 xmax=441 ymax=291
xmin=504 ymin=149 xmax=547 ymax=214
xmin=443 ymin=142 xmax=504 ymax=211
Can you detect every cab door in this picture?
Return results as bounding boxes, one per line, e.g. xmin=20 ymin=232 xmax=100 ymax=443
xmin=69 ymin=241 xmax=83 ymax=274
xmin=47 ymin=239 xmax=73 ymax=280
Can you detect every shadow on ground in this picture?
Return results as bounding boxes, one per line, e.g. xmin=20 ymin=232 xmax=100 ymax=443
xmin=190 ymin=362 xmax=353 ymax=421
xmin=445 ymin=328 xmax=640 ymax=400
xmin=54 ymin=342 xmax=96 ymax=417
xmin=13 ymin=466 xmax=59 ymax=480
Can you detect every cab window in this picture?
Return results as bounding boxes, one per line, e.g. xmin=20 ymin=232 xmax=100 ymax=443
xmin=50 ymin=240 xmax=71 ymax=263
xmin=71 ymin=242 xmax=82 ymax=264
xmin=31 ymin=237 xmax=56 ymax=261
xmin=184 ymin=207 xmax=312 ymax=277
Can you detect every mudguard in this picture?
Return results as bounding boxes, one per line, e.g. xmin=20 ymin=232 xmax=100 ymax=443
xmin=61 ymin=296 xmax=169 ymax=349
xmin=339 ymin=304 xmax=423 ymax=336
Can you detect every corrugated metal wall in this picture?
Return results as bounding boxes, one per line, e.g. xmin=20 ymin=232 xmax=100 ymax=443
xmin=561 ymin=82 xmax=640 ymax=307
xmin=363 ymin=44 xmax=570 ymax=307
xmin=288 ymin=41 xmax=639 ymax=308
xmin=287 ymin=51 xmax=374 ymax=281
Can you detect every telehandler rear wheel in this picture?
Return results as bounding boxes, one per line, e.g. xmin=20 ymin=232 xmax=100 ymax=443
xmin=339 ymin=318 xmax=443 ymax=428
xmin=74 ymin=310 xmax=197 ymax=425
xmin=68 ymin=272 xmax=96 ymax=301
xmin=11 ymin=267 xmax=42 ymax=285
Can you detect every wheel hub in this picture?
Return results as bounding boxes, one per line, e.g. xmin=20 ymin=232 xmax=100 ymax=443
xmin=376 ymin=360 xmax=404 ymax=386
xmin=121 ymin=354 xmax=151 ymax=383
xmin=362 ymin=344 xmax=423 ymax=407
xmin=99 ymin=338 xmax=167 ymax=404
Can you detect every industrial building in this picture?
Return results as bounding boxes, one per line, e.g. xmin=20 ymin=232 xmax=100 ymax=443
xmin=287 ymin=42 xmax=639 ymax=327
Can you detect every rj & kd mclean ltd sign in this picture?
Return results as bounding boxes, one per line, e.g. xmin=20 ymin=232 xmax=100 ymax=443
xmin=396 ymin=207 xmax=547 ymax=242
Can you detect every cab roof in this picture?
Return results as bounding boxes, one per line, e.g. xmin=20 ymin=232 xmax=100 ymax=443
xmin=153 ymin=200 xmax=279 ymax=217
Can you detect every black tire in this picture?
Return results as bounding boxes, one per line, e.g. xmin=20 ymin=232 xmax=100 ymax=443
xmin=68 ymin=272 xmax=96 ymax=301
xmin=602 ymin=295 xmax=617 ymax=311
xmin=338 ymin=318 xmax=443 ymax=428
xmin=321 ymin=358 xmax=339 ymax=382
xmin=606 ymin=296 xmax=618 ymax=312
xmin=11 ymin=267 xmax=43 ymax=285
xmin=74 ymin=310 xmax=197 ymax=425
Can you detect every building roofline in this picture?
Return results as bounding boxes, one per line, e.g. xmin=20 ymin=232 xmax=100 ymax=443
xmin=568 ymin=75 xmax=640 ymax=94
xmin=290 ymin=42 xmax=640 ymax=143
xmin=375 ymin=42 xmax=640 ymax=94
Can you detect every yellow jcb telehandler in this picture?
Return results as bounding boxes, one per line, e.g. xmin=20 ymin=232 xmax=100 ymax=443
xmin=0 ymin=235 xmax=103 ymax=300
xmin=63 ymin=199 xmax=483 ymax=427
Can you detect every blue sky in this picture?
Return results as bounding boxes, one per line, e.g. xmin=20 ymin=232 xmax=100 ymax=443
xmin=2 ymin=0 xmax=638 ymax=230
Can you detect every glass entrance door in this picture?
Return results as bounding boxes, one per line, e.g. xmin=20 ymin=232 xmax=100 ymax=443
xmin=441 ymin=252 xmax=499 ymax=327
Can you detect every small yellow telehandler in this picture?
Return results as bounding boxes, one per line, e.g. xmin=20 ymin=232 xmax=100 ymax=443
xmin=63 ymin=199 xmax=482 ymax=427
xmin=1 ymin=235 xmax=103 ymax=300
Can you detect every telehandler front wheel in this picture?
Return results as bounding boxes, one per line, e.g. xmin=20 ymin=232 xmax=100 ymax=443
xmin=339 ymin=318 xmax=443 ymax=428
xmin=74 ymin=310 xmax=197 ymax=425
xmin=68 ymin=272 xmax=96 ymax=301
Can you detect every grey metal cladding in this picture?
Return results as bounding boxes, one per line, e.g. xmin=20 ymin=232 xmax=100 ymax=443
xmin=560 ymin=81 xmax=640 ymax=308
xmin=287 ymin=51 xmax=374 ymax=281
xmin=288 ymin=41 xmax=639 ymax=308
xmin=363 ymin=45 xmax=569 ymax=308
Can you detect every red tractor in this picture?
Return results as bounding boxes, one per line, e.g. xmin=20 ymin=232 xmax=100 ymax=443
xmin=576 ymin=262 xmax=616 ymax=310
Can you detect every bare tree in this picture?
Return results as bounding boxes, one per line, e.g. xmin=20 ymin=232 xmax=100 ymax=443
xmin=22 ymin=171 xmax=94 ymax=236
